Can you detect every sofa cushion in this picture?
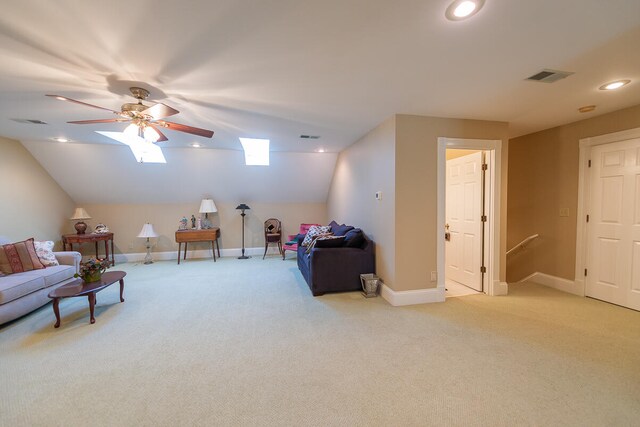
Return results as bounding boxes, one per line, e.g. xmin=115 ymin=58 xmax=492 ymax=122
xmin=314 ymin=235 xmax=346 ymax=248
xmin=301 ymin=225 xmax=331 ymax=247
xmin=0 ymin=238 xmax=45 ymax=274
xmin=0 ymin=273 xmax=45 ymax=304
xmin=329 ymin=221 xmax=355 ymax=237
xmin=35 ymin=240 xmax=59 ymax=267
xmin=0 ymin=265 xmax=75 ymax=304
xmin=343 ymin=228 xmax=365 ymax=248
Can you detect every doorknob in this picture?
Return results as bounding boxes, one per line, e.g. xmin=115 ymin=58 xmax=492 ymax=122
xmin=445 ymin=223 xmax=451 ymax=242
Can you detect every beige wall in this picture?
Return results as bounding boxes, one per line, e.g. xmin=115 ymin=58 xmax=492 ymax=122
xmin=327 ymin=116 xmax=396 ymax=287
xmin=507 ymin=104 xmax=640 ymax=282
xmin=78 ymin=202 xmax=327 ymax=257
xmin=0 ymin=136 xmax=75 ymax=247
xmin=326 ymin=114 xmax=508 ymax=292
xmin=446 ymin=149 xmax=479 ymax=160
xmin=395 ymin=115 xmax=509 ymax=291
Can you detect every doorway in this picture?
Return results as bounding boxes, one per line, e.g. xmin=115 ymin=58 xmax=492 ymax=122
xmin=437 ymin=138 xmax=506 ymax=297
xmin=576 ymin=127 xmax=640 ymax=311
xmin=445 ymin=149 xmax=485 ymax=296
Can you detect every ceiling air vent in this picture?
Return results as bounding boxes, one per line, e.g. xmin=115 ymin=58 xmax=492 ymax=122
xmin=300 ymin=135 xmax=320 ymax=139
xmin=525 ymin=69 xmax=574 ymax=83
xmin=11 ymin=118 xmax=48 ymax=124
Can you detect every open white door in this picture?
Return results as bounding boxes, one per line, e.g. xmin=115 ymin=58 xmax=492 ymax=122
xmin=586 ymin=137 xmax=640 ymax=311
xmin=446 ymin=151 xmax=484 ymax=292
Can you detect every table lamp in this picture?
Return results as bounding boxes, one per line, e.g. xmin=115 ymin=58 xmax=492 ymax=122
xmin=199 ymin=198 xmax=218 ymax=229
xmin=137 ymin=223 xmax=159 ymax=264
xmin=236 ymin=203 xmax=250 ymax=259
xmin=70 ymin=208 xmax=92 ymax=234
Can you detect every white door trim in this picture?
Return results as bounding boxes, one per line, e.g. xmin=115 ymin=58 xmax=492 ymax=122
xmin=575 ymin=126 xmax=640 ymax=297
xmin=438 ymin=138 xmax=506 ymax=296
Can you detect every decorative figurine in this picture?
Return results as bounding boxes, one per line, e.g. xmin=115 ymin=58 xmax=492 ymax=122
xmin=196 ymin=218 xmax=202 ymax=230
xmin=179 ymin=217 xmax=188 ymax=230
xmin=191 ymin=215 xmax=196 ymax=229
xmin=94 ymin=223 xmax=109 ymax=234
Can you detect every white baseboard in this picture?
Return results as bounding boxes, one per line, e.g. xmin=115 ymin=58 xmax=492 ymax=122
xmin=491 ymin=280 xmax=509 ymax=296
xmin=380 ymin=284 xmax=445 ymax=306
xmin=87 ymin=247 xmax=273 ymax=264
xmin=518 ymin=272 xmax=582 ymax=296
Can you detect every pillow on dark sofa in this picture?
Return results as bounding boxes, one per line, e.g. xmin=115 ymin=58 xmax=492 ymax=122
xmin=314 ymin=235 xmax=346 ymax=248
xmin=329 ymin=221 xmax=355 ymax=237
xmin=343 ymin=228 xmax=364 ymax=248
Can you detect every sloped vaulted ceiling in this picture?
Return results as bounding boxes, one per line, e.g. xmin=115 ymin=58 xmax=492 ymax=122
xmin=21 ymin=140 xmax=337 ymax=204
xmin=2 ymin=0 xmax=640 ymax=204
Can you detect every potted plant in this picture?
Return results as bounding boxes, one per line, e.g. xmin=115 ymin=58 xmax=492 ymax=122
xmin=75 ymin=258 xmax=110 ymax=283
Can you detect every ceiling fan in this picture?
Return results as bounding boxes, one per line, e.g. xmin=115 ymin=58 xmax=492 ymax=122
xmin=46 ymin=87 xmax=214 ymax=143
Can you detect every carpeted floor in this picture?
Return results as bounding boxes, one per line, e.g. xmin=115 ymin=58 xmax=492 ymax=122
xmin=1 ymin=257 xmax=639 ymax=426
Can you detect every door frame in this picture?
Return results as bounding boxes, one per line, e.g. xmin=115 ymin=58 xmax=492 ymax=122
xmin=438 ymin=138 xmax=506 ymax=296
xmin=575 ymin=126 xmax=640 ymax=297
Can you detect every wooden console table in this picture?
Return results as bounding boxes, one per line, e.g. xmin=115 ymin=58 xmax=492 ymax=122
xmin=62 ymin=232 xmax=115 ymax=266
xmin=175 ymin=228 xmax=221 ymax=264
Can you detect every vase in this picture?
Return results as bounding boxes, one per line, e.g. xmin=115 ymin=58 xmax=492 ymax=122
xmin=83 ymin=270 xmax=102 ymax=283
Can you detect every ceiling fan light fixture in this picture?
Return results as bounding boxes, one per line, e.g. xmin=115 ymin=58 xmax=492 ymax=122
xmin=445 ymin=0 xmax=485 ymax=21
xmin=143 ymin=125 xmax=160 ymax=143
xmin=124 ymin=122 xmax=140 ymax=139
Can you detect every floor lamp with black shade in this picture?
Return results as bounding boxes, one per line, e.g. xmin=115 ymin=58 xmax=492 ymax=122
xmin=236 ymin=204 xmax=251 ymax=259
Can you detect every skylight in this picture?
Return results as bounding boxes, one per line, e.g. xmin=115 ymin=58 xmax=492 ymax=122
xmin=239 ymin=138 xmax=270 ymax=166
xmin=95 ymin=131 xmax=167 ymax=163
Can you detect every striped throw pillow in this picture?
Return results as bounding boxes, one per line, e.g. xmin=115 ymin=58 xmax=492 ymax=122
xmin=0 ymin=238 xmax=45 ymax=274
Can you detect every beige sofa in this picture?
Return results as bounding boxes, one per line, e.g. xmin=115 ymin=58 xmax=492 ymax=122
xmin=0 ymin=238 xmax=81 ymax=325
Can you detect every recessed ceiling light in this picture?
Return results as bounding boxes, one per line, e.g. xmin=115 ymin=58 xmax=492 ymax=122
xmin=191 ymin=143 xmax=201 ymax=148
xmin=316 ymin=148 xmax=325 ymax=153
xmin=52 ymin=137 xmax=69 ymax=142
xmin=599 ymin=80 xmax=630 ymax=91
xmin=445 ymin=0 xmax=485 ymax=21
xmin=578 ymin=105 xmax=596 ymax=113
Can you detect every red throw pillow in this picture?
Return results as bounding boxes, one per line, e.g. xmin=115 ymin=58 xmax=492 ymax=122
xmin=0 ymin=238 xmax=45 ymax=274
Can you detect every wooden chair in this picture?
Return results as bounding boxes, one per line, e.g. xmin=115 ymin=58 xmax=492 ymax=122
xmin=263 ymin=218 xmax=282 ymax=259
xmin=282 ymin=223 xmax=319 ymax=260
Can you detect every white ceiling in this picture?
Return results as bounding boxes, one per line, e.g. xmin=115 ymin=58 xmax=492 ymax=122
xmin=1 ymin=0 xmax=639 ymax=154
xmin=2 ymin=0 xmax=640 ymax=205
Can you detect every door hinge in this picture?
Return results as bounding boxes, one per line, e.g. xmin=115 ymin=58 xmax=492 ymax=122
xmin=586 ymin=214 xmax=589 ymax=223
xmin=481 ymin=215 xmax=487 ymax=222
xmin=482 ymin=163 xmax=488 ymax=171
xmin=480 ymin=266 xmax=486 ymax=273
xmin=588 ymin=160 xmax=591 ymax=168
xmin=584 ymin=268 xmax=588 ymax=277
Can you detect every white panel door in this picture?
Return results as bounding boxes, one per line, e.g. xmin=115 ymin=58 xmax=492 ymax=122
xmin=586 ymin=138 xmax=640 ymax=311
xmin=446 ymin=151 xmax=483 ymax=291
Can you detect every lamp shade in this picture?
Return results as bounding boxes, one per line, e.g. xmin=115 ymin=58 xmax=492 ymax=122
xmin=137 ymin=223 xmax=159 ymax=238
xmin=236 ymin=203 xmax=250 ymax=210
xmin=70 ymin=208 xmax=91 ymax=220
xmin=199 ymin=199 xmax=218 ymax=214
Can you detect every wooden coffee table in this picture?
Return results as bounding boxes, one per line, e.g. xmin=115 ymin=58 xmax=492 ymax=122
xmin=48 ymin=271 xmax=126 ymax=328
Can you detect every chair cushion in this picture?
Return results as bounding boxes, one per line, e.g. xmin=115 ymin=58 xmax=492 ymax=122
xmin=0 ymin=238 xmax=45 ymax=274
xmin=343 ymin=228 xmax=365 ymax=248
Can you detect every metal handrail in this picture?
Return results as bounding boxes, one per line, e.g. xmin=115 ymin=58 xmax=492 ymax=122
xmin=506 ymin=234 xmax=539 ymax=256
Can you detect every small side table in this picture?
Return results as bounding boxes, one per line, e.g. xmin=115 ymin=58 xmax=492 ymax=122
xmin=62 ymin=232 xmax=115 ymax=266
xmin=175 ymin=228 xmax=220 ymax=264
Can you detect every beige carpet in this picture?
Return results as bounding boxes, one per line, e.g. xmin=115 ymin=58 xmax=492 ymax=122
xmin=1 ymin=257 xmax=639 ymax=426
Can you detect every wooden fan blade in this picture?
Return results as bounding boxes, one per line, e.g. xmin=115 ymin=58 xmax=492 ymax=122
xmin=46 ymin=94 xmax=121 ymax=114
xmin=157 ymin=121 xmax=214 ymax=138
xmin=148 ymin=124 xmax=168 ymax=142
xmin=142 ymin=103 xmax=179 ymax=120
xmin=68 ymin=118 xmax=127 ymax=124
